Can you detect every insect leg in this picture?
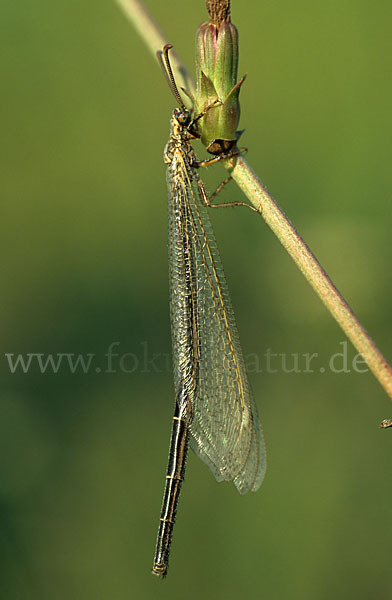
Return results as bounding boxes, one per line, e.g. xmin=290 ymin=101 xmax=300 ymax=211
xmin=197 ymin=178 xmax=259 ymax=213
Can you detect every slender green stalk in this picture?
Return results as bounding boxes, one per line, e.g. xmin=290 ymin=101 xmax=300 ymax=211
xmin=231 ymin=157 xmax=392 ymax=399
xmin=114 ymin=0 xmax=194 ymax=95
xmin=113 ymin=0 xmax=392 ymax=402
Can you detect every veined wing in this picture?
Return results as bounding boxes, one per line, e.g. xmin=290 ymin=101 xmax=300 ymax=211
xmin=168 ymin=149 xmax=266 ymax=494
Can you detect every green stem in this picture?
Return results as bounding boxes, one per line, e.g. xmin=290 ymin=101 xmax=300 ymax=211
xmin=232 ymin=157 xmax=392 ymax=399
xmin=113 ymin=0 xmax=392 ymax=402
xmin=114 ymin=0 xmax=194 ymax=95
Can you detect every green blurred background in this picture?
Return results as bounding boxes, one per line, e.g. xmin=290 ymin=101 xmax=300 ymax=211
xmin=1 ymin=1 xmax=391 ymax=598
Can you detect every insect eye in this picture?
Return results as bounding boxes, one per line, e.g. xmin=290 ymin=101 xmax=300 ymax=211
xmin=177 ymin=110 xmax=191 ymax=125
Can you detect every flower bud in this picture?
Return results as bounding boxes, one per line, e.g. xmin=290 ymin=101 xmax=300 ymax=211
xmin=194 ymin=1 xmax=245 ymax=155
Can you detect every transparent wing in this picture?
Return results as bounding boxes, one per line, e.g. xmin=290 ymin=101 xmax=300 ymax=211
xmin=168 ymin=152 xmax=266 ymax=494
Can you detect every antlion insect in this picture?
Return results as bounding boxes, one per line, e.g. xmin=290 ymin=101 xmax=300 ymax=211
xmin=152 ymin=44 xmax=266 ymax=578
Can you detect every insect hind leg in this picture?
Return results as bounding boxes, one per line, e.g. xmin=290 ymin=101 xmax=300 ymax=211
xmin=196 ymin=148 xmax=258 ymax=213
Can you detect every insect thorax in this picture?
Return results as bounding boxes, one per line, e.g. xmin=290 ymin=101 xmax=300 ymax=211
xmin=164 ymin=112 xmax=197 ymax=167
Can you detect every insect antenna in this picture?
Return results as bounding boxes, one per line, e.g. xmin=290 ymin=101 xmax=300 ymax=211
xmin=157 ymin=44 xmax=187 ymax=112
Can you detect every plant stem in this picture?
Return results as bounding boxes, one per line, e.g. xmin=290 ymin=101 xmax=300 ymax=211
xmin=114 ymin=0 xmax=194 ymax=95
xmin=232 ymin=157 xmax=392 ymax=399
xmin=113 ymin=0 xmax=392 ymax=402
